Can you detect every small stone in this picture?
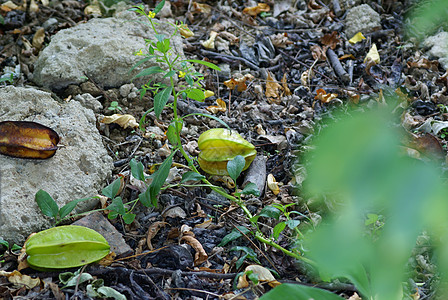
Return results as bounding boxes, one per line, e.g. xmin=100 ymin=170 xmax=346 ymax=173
xmin=80 ymin=81 xmax=102 ymax=97
xmin=73 ymin=212 xmax=133 ymax=258
xmin=127 ymin=91 xmax=138 ymax=100
xmin=42 ymin=17 xmax=58 ymax=30
xmin=217 ymin=63 xmax=231 ymax=80
xmin=64 ymin=84 xmax=82 ymax=97
xmin=119 ymin=83 xmax=134 ymax=98
xmin=345 ymin=4 xmax=381 ymax=39
xmin=74 ymin=93 xmax=103 ymax=112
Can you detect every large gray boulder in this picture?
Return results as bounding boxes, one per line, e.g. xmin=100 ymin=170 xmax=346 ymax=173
xmin=0 ymin=86 xmax=113 ymax=244
xmin=32 ymin=11 xmax=184 ymax=90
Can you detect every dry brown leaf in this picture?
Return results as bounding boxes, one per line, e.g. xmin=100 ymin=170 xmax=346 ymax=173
xmin=206 ymin=98 xmax=227 ymax=114
xmin=267 ymin=174 xmax=280 ymax=195
xmin=101 ymin=114 xmax=139 ymax=129
xmin=202 ymin=31 xmax=218 ymax=49
xmin=146 ymin=221 xmax=168 ymax=250
xmin=195 ymin=217 xmax=213 ymax=228
xmin=266 ymin=71 xmax=282 ymax=104
xmin=98 ymin=252 xmax=116 ymax=266
xmin=237 ymin=265 xmax=281 ymax=289
xmin=32 ymin=28 xmax=45 ymax=50
xmin=308 ymin=0 xmax=322 ymax=9
xmin=180 ymin=235 xmax=208 ymax=265
xmin=270 ymin=33 xmax=293 ymax=48
xmin=178 ymin=24 xmax=194 ymax=38
xmin=224 ymin=74 xmax=254 ymax=92
xmin=255 ymin=124 xmax=266 ymax=135
xmin=339 ymin=53 xmax=356 ymax=60
xmin=310 ymin=44 xmax=326 ymax=61
xmin=0 ymin=270 xmax=41 ymax=289
xmin=407 ymin=58 xmax=439 ymax=71
xmin=243 ymin=3 xmax=270 ymax=16
xmin=162 ymin=206 xmax=186 ymax=219
xmin=281 ymin=73 xmax=292 ymax=96
xmin=314 ymin=88 xmax=338 ymax=103
xmin=192 ymin=2 xmax=211 ymax=14
xmin=320 ymin=31 xmax=340 ymax=49
xmin=1 ymin=0 xmax=19 ymax=11
xmin=219 ymin=31 xmax=239 ymax=44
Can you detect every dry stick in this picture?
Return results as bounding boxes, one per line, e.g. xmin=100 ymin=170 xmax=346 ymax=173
xmin=326 ymin=48 xmax=350 ymax=84
xmin=200 ymin=49 xmax=260 ymax=71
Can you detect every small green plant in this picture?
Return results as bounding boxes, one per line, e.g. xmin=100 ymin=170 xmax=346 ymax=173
xmin=108 ymin=101 xmax=123 ymax=112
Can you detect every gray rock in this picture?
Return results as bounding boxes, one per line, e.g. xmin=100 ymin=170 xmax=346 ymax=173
xmin=119 ymin=83 xmax=134 ymax=98
xmin=345 ymin=4 xmax=381 ymax=38
xmin=73 ymin=212 xmax=133 ymax=258
xmin=73 ymin=93 xmax=103 ymax=112
xmin=0 ymin=86 xmax=113 ymax=244
xmin=424 ymin=31 xmax=448 ymax=70
xmin=32 ymin=11 xmax=184 ymax=90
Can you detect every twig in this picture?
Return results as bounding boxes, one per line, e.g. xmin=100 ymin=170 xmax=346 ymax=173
xmin=200 ymin=49 xmax=260 ymax=71
xmin=326 ymin=48 xmax=350 ymax=84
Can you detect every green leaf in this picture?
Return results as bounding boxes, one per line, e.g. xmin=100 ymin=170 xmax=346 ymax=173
xmin=59 ymin=198 xmax=91 ymax=219
xmin=0 ymin=238 xmax=9 ymax=249
xmin=167 ymin=123 xmax=180 ymax=146
xmin=273 ymin=222 xmax=287 ymax=240
xmin=260 ymin=283 xmax=344 ymax=300
xmin=60 ymin=272 xmax=93 ymax=287
xmin=186 ymin=88 xmax=206 ymax=102
xmin=227 ymin=155 xmax=246 ymax=182
xmin=148 ymin=150 xmax=176 ymax=207
xmin=128 ymin=57 xmax=152 ymax=74
xmin=258 ymin=206 xmax=281 ymax=220
xmin=139 ymin=107 xmax=154 ymax=130
xmin=181 ymin=171 xmax=205 ymax=183
xmin=218 ymin=226 xmax=250 ymax=246
xmin=106 ymin=197 xmax=126 ymax=215
xmin=156 ymin=39 xmax=170 ymax=53
xmin=102 ymin=178 xmax=122 ymax=199
xmin=183 ymin=113 xmax=230 ymax=130
xmin=154 ymin=86 xmax=173 ymax=118
xmin=96 ymin=286 xmax=127 ymax=300
xmin=185 ymin=74 xmax=194 ymax=87
xmin=285 ymin=219 xmax=301 ymax=230
xmin=155 ymin=34 xmax=166 ymax=42
xmin=132 ymin=66 xmax=165 ymax=80
xmin=164 ymin=70 xmax=176 ymax=78
xmin=154 ymin=0 xmax=166 ymax=14
xmin=35 ymin=190 xmax=59 ymax=218
xmin=122 ymin=213 xmax=136 ymax=224
xmin=247 ymin=271 xmax=259 ymax=284
xmin=365 ymin=213 xmax=378 ymax=226
xmin=184 ymin=59 xmax=221 ymax=71
xmin=138 ymin=187 xmax=152 ymax=207
xmin=241 ymin=182 xmax=260 ymax=197
xmin=130 ymin=158 xmax=145 ymax=181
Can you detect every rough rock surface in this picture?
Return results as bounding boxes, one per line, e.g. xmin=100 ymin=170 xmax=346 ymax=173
xmin=32 ymin=11 xmax=184 ymax=90
xmin=424 ymin=31 xmax=448 ymax=70
xmin=0 ymin=86 xmax=113 ymax=244
xmin=344 ymin=4 xmax=381 ymax=38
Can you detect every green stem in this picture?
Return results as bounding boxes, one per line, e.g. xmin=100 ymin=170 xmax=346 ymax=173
xmin=254 ymin=233 xmax=317 ymax=267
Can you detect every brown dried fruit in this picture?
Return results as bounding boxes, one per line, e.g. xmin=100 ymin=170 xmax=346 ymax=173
xmin=0 ymin=121 xmax=59 ymax=159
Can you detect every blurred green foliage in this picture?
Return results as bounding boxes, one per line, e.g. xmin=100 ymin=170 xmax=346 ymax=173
xmin=406 ymin=0 xmax=448 ymax=39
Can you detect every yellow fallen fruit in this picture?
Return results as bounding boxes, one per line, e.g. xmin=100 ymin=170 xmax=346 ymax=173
xmin=198 ymin=128 xmax=256 ymax=176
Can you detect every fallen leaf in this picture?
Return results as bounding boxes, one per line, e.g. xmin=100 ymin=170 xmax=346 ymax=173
xmin=255 ymin=124 xmax=266 ymax=135
xmin=310 ymin=44 xmax=326 ymax=61
xmin=407 ymin=57 xmax=439 ymax=71
xmin=224 ymin=74 xmax=254 ymax=92
xmin=178 ymin=24 xmax=194 ymax=38
xmin=146 ymin=221 xmax=168 ymax=250
xmin=266 ymin=71 xmax=282 ymax=104
xmin=237 ymin=265 xmax=281 ymax=288
xmin=206 ymin=98 xmax=227 ymax=114
xmin=32 ymin=27 xmax=45 ymax=50
xmin=220 ymin=31 xmax=239 ymax=44
xmin=349 ymin=32 xmax=366 ymax=44
xmin=192 ymin=2 xmax=211 ymax=14
xmin=195 ymin=217 xmax=213 ymax=228
xmin=320 ymin=31 xmax=340 ymax=49
xmin=84 ymin=0 xmax=102 ymax=16
xmin=281 ymin=73 xmax=292 ymax=96
xmin=0 ymin=121 xmax=59 ymax=159
xmin=202 ymin=31 xmax=218 ymax=49
xmin=0 ymin=270 xmax=41 ymax=289
xmin=98 ymin=252 xmax=116 ymax=267
xmin=243 ymin=3 xmax=270 ymax=16
xmin=339 ymin=53 xmax=356 ymax=60
xmin=180 ymin=235 xmax=208 ymax=265
xmin=270 ymin=33 xmax=293 ymax=48
xmin=364 ymin=43 xmax=380 ymax=64
xmin=162 ymin=206 xmax=187 ymax=219
xmin=1 ymin=0 xmax=19 ymax=11
xmin=101 ymin=114 xmax=139 ymax=129
xmin=267 ymin=174 xmax=280 ymax=195
xmin=314 ymin=88 xmax=338 ymax=103
xmin=348 ymin=292 xmax=363 ymax=300
xmin=308 ymin=0 xmax=322 ymax=9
